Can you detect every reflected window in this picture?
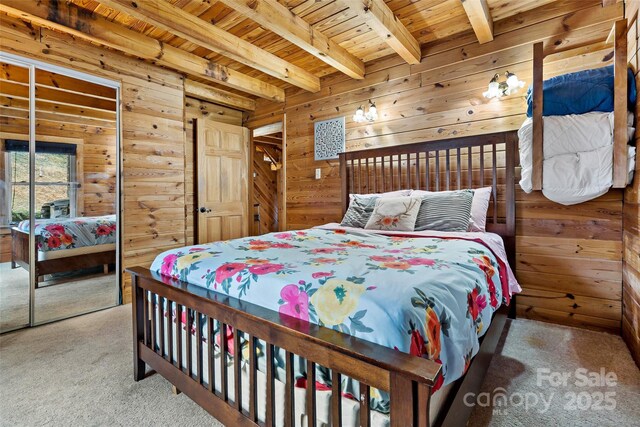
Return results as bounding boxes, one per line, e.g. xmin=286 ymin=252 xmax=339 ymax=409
xmin=4 ymin=141 xmax=78 ymax=224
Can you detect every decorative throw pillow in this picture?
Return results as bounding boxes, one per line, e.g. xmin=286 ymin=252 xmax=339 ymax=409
xmin=341 ymin=195 xmax=379 ymax=228
xmin=414 ymin=190 xmax=474 ymax=232
xmin=468 ymin=187 xmax=492 ymax=232
xmin=364 ymin=196 xmax=422 ymax=231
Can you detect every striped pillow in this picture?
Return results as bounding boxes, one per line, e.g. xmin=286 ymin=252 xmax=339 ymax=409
xmin=414 ymin=190 xmax=474 ymax=232
xmin=340 ymin=195 xmax=379 ymax=228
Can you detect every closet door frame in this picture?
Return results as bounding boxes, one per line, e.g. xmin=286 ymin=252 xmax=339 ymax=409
xmin=0 ymin=51 xmax=123 ymax=326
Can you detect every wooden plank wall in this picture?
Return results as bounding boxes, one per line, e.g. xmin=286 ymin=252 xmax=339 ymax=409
xmin=82 ymin=131 xmax=117 ymax=216
xmin=248 ymin=0 xmax=626 ymax=333
xmin=624 ymin=0 xmax=640 ymax=367
xmin=0 ymin=13 xmax=187 ymax=303
xmin=184 ymin=97 xmax=243 ymax=246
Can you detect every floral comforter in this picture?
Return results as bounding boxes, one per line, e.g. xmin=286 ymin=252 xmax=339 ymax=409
xmin=16 ymin=215 xmax=116 ymax=252
xmin=151 ymin=226 xmax=518 ymax=409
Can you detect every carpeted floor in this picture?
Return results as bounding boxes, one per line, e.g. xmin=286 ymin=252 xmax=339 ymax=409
xmin=0 ymin=305 xmax=638 ymax=426
xmin=0 ymin=262 xmax=117 ymax=332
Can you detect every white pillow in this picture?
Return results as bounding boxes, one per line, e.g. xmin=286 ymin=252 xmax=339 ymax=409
xmin=468 ymin=187 xmax=492 ymax=232
xmin=411 ymin=188 xmax=492 ymax=232
xmin=349 ymin=189 xmax=411 ymax=202
xmin=364 ymin=196 xmax=421 ymax=231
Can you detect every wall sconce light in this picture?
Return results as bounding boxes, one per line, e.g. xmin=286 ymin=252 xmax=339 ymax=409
xmin=353 ymin=102 xmax=378 ymax=122
xmin=483 ymin=71 xmax=525 ymax=99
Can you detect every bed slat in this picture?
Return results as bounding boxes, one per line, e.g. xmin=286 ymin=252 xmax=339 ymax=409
xmin=248 ymin=334 xmax=257 ymax=422
xmin=220 ymin=322 xmax=228 ymax=401
xmin=149 ymin=292 xmax=159 ymax=351
xmin=349 ymin=159 xmax=355 ymax=197
xmin=143 ymin=290 xmax=149 ymax=347
xmin=266 ymin=343 xmax=275 ymax=426
xmin=167 ymin=299 xmax=173 ymax=365
xmin=456 ymin=148 xmax=461 ymax=189
xmin=233 ymin=329 xmax=242 ymax=411
xmin=381 ymin=156 xmax=387 ymax=192
xmin=445 ymin=149 xmax=450 ymax=190
xmin=176 ymin=305 xmax=182 ymax=371
xmin=306 ymin=360 xmax=316 ymax=427
xmin=207 ymin=316 xmax=214 ymax=394
xmin=186 ymin=309 xmax=192 ymax=378
xmin=435 ymin=151 xmax=440 ymax=191
xmin=196 ymin=313 xmax=203 ymax=385
xmin=158 ymin=296 xmax=165 ymax=357
xmin=396 ymin=154 xmax=404 ymax=190
xmin=416 ymin=153 xmax=421 ymax=190
xmin=390 ymin=155 xmax=394 ymax=190
xmin=357 ymin=159 xmax=362 ymax=194
xmin=479 ymin=145 xmax=485 ymax=186
xmin=331 ymin=370 xmax=342 ymax=427
xmin=365 ymin=158 xmax=370 ymax=192
xmin=284 ymin=351 xmax=295 ymax=427
xmin=426 ymin=151 xmax=430 ymax=190
xmin=360 ymin=384 xmax=370 ymax=427
xmin=492 ymin=143 xmax=498 ymax=224
xmin=467 ymin=146 xmax=472 ymax=188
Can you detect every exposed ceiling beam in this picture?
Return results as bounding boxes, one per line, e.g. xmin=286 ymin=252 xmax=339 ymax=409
xmin=218 ymin=0 xmax=365 ymax=80
xmin=97 ymin=0 xmax=321 ymax=92
xmin=184 ymin=79 xmax=256 ymax=111
xmin=0 ymin=0 xmax=284 ymax=102
xmin=461 ymin=0 xmax=494 ymax=44
xmin=353 ymin=0 xmax=421 ymax=64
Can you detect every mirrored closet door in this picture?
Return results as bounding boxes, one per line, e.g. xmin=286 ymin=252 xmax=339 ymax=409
xmin=0 ymin=53 xmax=121 ymax=332
xmin=0 ymin=59 xmax=31 ymax=332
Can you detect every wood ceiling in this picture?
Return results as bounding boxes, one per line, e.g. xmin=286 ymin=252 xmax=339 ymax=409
xmin=1 ymin=0 xmax=560 ymax=109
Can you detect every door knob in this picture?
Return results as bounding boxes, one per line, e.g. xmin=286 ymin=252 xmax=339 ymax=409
xmin=199 ymin=207 xmax=211 ymax=213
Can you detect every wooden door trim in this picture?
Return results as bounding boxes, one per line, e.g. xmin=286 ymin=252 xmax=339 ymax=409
xmin=280 ymin=115 xmax=286 ymax=231
xmin=248 ymin=128 xmax=254 ymax=236
xmin=193 ymin=118 xmax=200 ymax=244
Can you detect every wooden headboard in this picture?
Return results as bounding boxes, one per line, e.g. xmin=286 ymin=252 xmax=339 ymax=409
xmin=338 ymin=131 xmax=517 ymax=265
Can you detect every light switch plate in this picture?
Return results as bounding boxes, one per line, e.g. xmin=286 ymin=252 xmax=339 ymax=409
xmin=315 ymin=168 xmax=321 ymax=179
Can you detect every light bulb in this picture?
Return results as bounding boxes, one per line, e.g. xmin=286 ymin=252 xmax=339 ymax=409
xmin=365 ymin=103 xmax=377 ymax=121
xmin=505 ymin=71 xmax=524 ymax=90
xmin=353 ymin=106 xmax=365 ymax=122
xmin=484 ymin=81 xmax=500 ymax=99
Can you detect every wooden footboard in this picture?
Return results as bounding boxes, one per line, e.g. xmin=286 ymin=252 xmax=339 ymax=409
xmin=129 ymin=266 xmax=443 ymax=426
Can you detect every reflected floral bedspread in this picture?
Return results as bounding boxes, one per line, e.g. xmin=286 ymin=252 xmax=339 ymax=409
xmin=17 ymin=215 xmax=116 ymax=252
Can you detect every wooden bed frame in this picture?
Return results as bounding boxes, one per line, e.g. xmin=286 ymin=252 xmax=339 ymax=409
xmin=531 ymin=19 xmax=629 ymax=190
xmin=10 ymin=227 xmax=115 ymax=288
xmin=128 ymin=131 xmax=518 ymax=427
